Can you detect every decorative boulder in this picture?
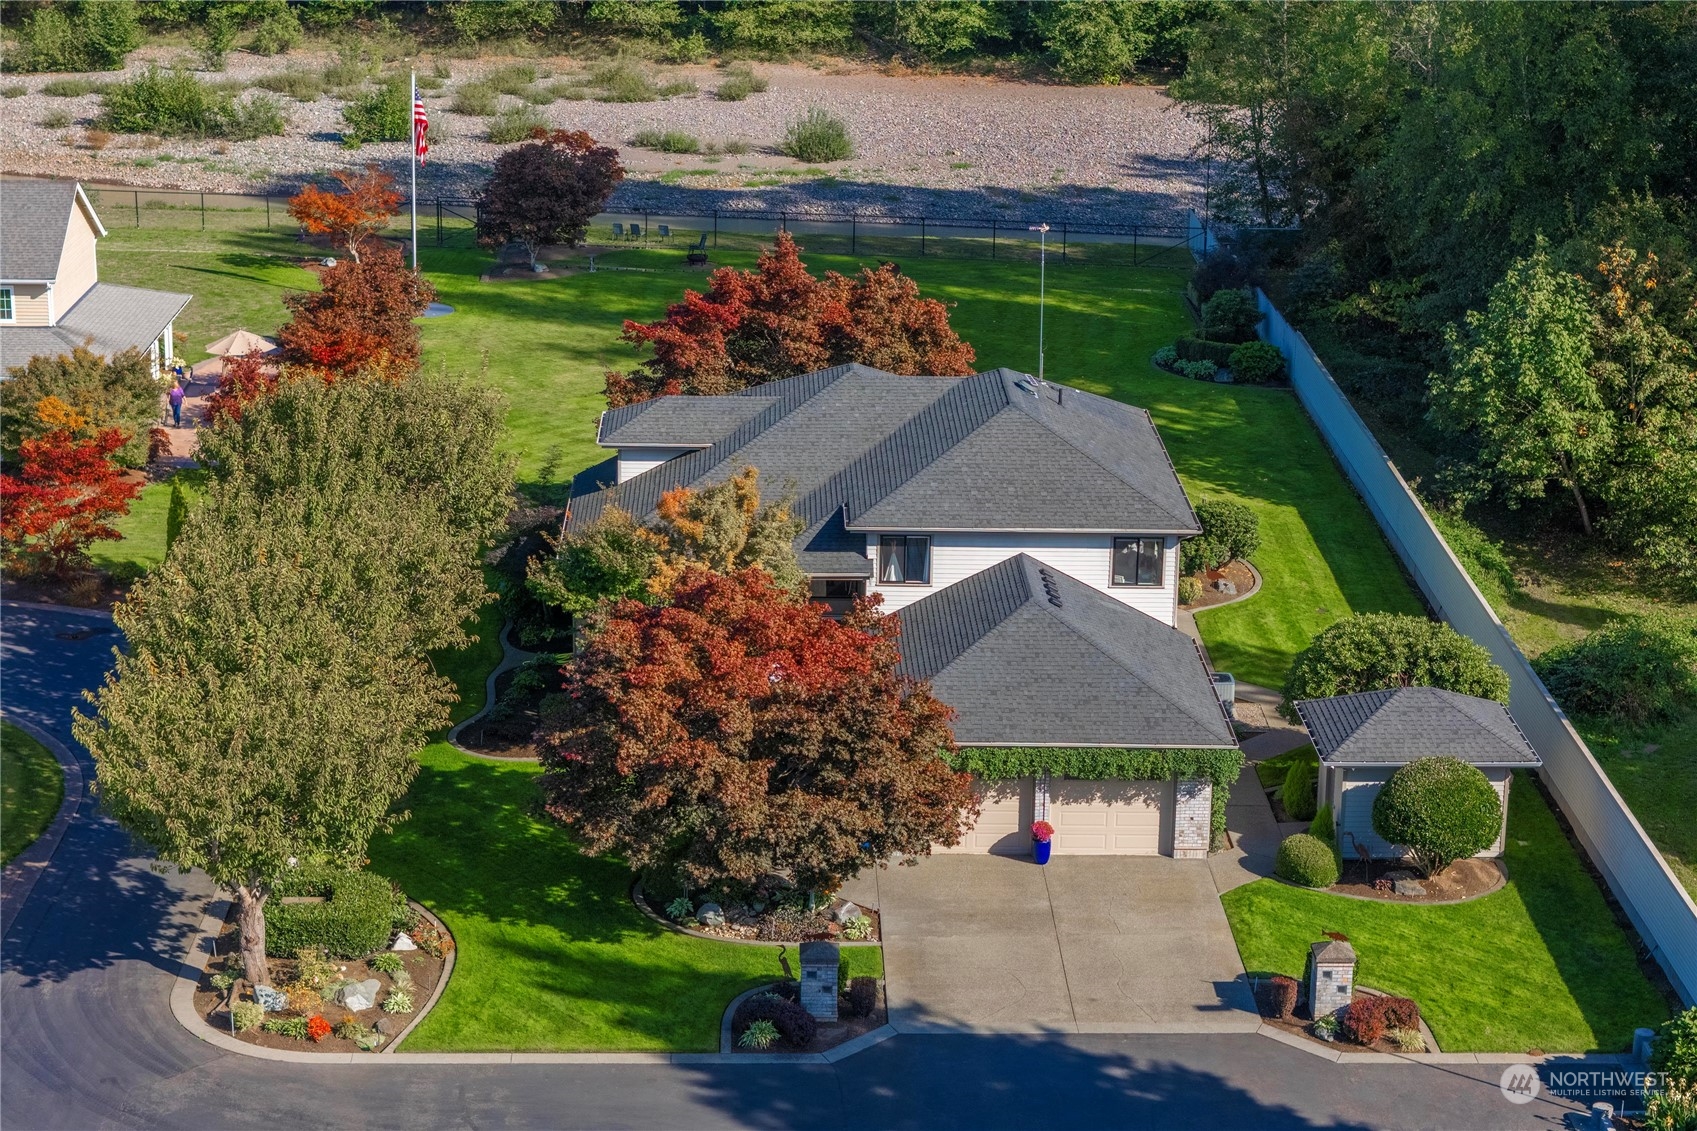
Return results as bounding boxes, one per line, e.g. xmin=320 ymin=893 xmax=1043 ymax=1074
xmin=696 ymin=902 xmax=726 ymax=928
xmin=391 ymin=931 xmax=418 ymax=952
xmin=253 ymin=984 xmax=289 ymax=1013
xmin=1212 ymin=578 xmax=1238 ymax=595
xmin=832 ymin=902 xmax=862 ymax=925
xmin=1393 ymin=878 xmax=1426 ymax=897
xmin=337 ymin=978 xmax=381 ymax=1012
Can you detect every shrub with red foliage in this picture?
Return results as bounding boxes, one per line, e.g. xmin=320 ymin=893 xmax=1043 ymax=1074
xmin=844 ymin=976 xmax=879 ymax=1019
xmin=1341 ymin=994 xmax=1420 ymax=1045
xmin=286 ymin=165 xmax=402 ymax=264
xmin=278 ymin=242 xmax=433 ymax=380
xmin=1257 ymin=974 xmax=1299 ymax=1020
xmin=305 ymin=1014 xmax=333 ymax=1043
xmin=0 ymin=427 xmax=141 ymax=576
xmin=604 ymin=232 xmax=976 ymax=406
xmin=203 ymin=352 xmax=282 ymax=426
xmin=536 ymin=566 xmax=977 ymax=894
xmin=733 ymin=992 xmax=817 ymax=1049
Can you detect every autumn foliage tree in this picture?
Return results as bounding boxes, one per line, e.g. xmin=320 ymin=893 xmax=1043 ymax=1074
xmin=1 ymin=345 xmax=158 ymax=467
xmin=286 ymin=164 xmax=402 ymax=264
xmin=535 ymin=567 xmax=977 ymax=895
xmin=278 ymin=241 xmax=434 ymax=380
xmin=476 ymin=128 xmax=625 ymax=270
xmin=605 ymin=232 xmax=976 ymax=406
xmin=0 ymin=422 xmax=141 ymax=576
xmin=202 ymin=351 xmax=280 ymax=426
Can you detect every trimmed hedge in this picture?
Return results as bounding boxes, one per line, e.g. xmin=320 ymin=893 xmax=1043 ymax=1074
xmin=1183 ymin=498 xmax=1261 ymax=574
xmin=1275 ymin=833 xmax=1339 ymax=888
xmin=1257 ymin=973 xmax=1298 ymax=1020
xmin=1341 ymin=994 xmax=1421 ymax=1045
xmin=844 ymin=976 xmax=878 ymax=1018
xmin=1175 ymin=334 xmax=1239 ymax=366
xmin=264 ymin=866 xmax=406 ymax=958
xmin=1372 ymin=757 xmax=1502 ymax=877
xmin=1199 ymin=287 xmax=1261 ymax=342
xmin=1281 ymin=757 xmax=1317 ymax=821
xmin=949 ymin=747 xmax=1246 ymax=846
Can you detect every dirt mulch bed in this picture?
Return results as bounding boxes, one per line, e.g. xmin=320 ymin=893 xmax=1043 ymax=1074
xmin=1181 ymin=559 xmax=1258 ymax=611
xmin=1 ymin=571 xmax=126 ymax=610
xmin=1328 ymin=857 xmax=1506 ymax=904
xmin=192 ymin=912 xmax=445 ymax=1054
xmin=729 ymin=981 xmax=887 ymax=1055
xmin=1255 ymin=986 xmax=1437 ymax=1055
xmin=639 ymin=887 xmax=881 ymax=943
xmin=454 ymin=665 xmax=541 ymax=760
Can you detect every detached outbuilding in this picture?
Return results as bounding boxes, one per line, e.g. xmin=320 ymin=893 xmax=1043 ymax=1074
xmin=1295 ymin=686 xmax=1542 ymax=861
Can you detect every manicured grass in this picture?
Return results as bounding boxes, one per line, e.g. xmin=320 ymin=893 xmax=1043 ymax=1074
xmin=90 ymin=469 xmax=207 ymax=575
xmin=1581 ymin=711 xmax=1697 ymax=898
xmin=1254 ymin=743 xmax=1316 ymax=790
xmin=1222 ymin=772 xmax=1670 ymax=1052
xmin=430 ymin=582 xmax=507 ymax=728
xmin=1 ymin=719 xmax=64 ymax=864
xmin=367 ymin=741 xmax=882 ymax=1052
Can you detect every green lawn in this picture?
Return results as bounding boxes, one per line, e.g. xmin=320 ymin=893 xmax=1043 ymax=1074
xmin=1222 ymin=771 xmax=1669 ymax=1052
xmin=1 ymin=719 xmax=64 ymax=864
xmin=368 ymin=741 xmax=882 ymax=1052
xmin=96 ymin=227 xmax=1422 ymax=689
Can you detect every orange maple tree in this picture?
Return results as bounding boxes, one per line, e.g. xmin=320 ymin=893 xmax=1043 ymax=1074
xmin=1 ymin=426 xmax=141 ymax=576
xmin=202 ymin=351 xmax=281 ymax=426
xmin=604 ymin=232 xmax=976 ymax=406
xmin=286 ymin=164 xmax=402 ymax=264
xmin=535 ymin=566 xmax=977 ymax=893
xmin=278 ymin=242 xmax=434 ymax=380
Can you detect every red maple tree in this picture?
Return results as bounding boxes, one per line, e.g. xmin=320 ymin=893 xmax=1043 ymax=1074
xmin=203 ymin=351 xmax=281 ymax=426
xmin=1 ymin=427 xmax=142 ymax=577
xmin=476 ymin=129 xmax=625 ymax=270
xmin=278 ymin=242 xmax=435 ymax=380
xmin=536 ymin=566 xmax=977 ymax=894
xmin=286 ymin=165 xmax=403 ymax=264
xmin=605 ymin=232 xmax=977 ymax=406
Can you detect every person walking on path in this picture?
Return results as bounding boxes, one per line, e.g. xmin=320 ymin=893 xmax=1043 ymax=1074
xmin=168 ymin=381 xmax=185 ymax=427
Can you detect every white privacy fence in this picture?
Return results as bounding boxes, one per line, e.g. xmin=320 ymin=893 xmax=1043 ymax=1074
xmin=1255 ymin=290 xmax=1697 ymax=1005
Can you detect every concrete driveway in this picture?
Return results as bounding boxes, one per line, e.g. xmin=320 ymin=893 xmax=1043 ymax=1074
xmin=843 ymin=855 xmax=1258 ymax=1034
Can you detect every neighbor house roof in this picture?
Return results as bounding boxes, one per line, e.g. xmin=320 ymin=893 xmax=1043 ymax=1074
xmin=0 ymin=180 xmax=105 ymax=281
xmin=893 ymin=554 xmax=1235 ymax=749
xmin=1295 ymin=686 xmax=1541 ymax=767
xmin=1 ymin=282 xmax=191 ymax=372
xmin=571 ymin=365 xmax=1201 ymax=575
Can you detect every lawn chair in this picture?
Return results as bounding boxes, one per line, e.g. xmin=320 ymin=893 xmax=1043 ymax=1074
xmin=657 ymin=224 xmax=671 ymax=242
xmin=628 ymin=223 xmax=642 ymax=242
xmin=686 ymin=232 xmax=709 ymax=266
xmin=612 ymin=222 xmax=625 ymax=240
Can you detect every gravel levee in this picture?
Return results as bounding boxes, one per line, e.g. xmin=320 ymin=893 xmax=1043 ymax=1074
xmin=1 ymin=49 xmax=1204 ymax=226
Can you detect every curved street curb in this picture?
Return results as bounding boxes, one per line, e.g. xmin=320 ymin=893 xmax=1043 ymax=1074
xmin=446 ymin=620 xmax=541 ymax=763
xmin=167 ymin=897 xmax=458 ymax=1062
xmin=719 ymin=983 xmax=899 ymax=1063
xmin=0 ymin=598 xmax=116 ymax=620
xmin=630 ymin=881 xmax=882 ymax=948
xmin=0 ymin=713 xmax=88 ymax=940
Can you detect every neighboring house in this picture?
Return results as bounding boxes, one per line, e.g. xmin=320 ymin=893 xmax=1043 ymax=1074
xmin=571 ymin=364 xmax=1240 ymax=858
xmin=1295 ymin=686 xmax=1543 ymax=860
xmin=0 ymin=180 xmax=191 ymax=377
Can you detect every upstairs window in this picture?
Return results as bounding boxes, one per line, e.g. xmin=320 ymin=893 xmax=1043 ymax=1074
xmin=879 ymin=535 xmax=931 ymax=585
xmin=1112 ymin=537 xmax=1164 ymax=587
xmin=0 ymin=287 xmax=12 ymax=322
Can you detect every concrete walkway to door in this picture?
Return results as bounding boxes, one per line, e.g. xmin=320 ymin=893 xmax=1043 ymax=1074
xmin=841 ymin=855 xmax=1259 ymax=1035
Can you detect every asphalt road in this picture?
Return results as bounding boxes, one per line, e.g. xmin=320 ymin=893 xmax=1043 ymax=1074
xmin=1 ymin=601 xmax=1586 ymax=1130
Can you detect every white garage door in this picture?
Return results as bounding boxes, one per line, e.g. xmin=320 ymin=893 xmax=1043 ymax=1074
xmin=932 ymin=777 xmax=1034 ymax=855
xmin=1047 ymin=778 xmax=1172 ymax=855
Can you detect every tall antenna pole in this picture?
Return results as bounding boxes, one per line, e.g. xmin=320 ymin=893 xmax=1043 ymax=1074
xmin=1028 ymin=223 xmax=1050 ymax=384
xmin=410 ymin=70 xmax=419 ymax=273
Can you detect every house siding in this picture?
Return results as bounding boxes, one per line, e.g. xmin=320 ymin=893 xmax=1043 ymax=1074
xmin=4 ymin=283 xmax=53 ymax=327
xmin=53 ymin=198 xmax=100 ymax=316
xmin=866 ymin=531 xmax=1180 ymax=625
xmin=616 ymin=445 xmax=695 ymax=483
xmin=1337 ymin=765 xmax=1512 ymax=860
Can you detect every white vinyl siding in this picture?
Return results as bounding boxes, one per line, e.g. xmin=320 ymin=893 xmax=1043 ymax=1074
xmin=867 ymin=531 xmax=1181 ymax=625
xmin=1337 ymin=766 xmax=1512 ymax=861
xmin=615 ymin=445 xmax=695 ymax=483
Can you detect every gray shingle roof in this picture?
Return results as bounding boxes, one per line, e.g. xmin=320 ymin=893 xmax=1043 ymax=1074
xmin=1295 ymin=686 xmax=1541 ymax=767
xmin=569 ymin=366 xmax=1200 ymax=565
xmin=598 ymin=395 xmax=776 ymax=447
xmin=894 ymin=555 xmax=1235 ymax=748
xmin=0 ymin=180 xmax=88 ymax=281
xmin=2 ymin=283 xmax=192 ymax=372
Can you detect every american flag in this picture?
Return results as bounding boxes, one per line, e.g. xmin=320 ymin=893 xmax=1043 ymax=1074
xmin=412 ymin=87 xmax=429 ymax=165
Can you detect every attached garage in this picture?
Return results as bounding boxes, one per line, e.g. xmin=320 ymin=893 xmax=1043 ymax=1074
xmin=1047 ymin=778 xmax=1173 ymax=855
xmin=932 ymin=777 xmax=1034 ymax=856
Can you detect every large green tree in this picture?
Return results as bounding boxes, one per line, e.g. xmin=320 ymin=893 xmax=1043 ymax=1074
xmin=1281 ymin=613 xmax=1510 ymax=720
xmin=2 ymin=347 xmax=159 ymax=468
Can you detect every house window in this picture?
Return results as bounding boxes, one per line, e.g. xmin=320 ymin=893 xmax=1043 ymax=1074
xmin=1112 ymin=537 xmax=1164 ymax=587
xmin=878 ymin=535 xmax=931 ymax=585
xmin=0 ymin=287 xmax=13 ymax=322
xmin=809 ymin=578 xmax=864 ymax=617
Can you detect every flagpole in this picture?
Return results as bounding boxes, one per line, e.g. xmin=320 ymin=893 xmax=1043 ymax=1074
xmin=410 ymin=70 xmax=419 ymax=273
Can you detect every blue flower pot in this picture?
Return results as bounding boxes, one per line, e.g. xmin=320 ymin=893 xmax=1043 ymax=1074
xmin=1033 ymin=838 xmax=1053 ymax=865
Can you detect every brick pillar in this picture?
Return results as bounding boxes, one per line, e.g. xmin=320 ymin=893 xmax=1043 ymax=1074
xmin=1033 ymin=774 xmax=1050 ymax=823
xmin=1172 ymin=778 xmax=1212 ymax=859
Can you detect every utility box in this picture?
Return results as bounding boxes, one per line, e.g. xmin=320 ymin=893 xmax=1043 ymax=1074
xmin=1307 ymin=939 xmax=1357 ymax=1019
xmin=799 ymin=941 xmax=840 ymax=1022
xmin=1212 ymin=672 xmax=1236 ymax=718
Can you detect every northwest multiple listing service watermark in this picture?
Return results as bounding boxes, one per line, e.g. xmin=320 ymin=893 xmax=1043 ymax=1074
xmin=1500 ymin=1064 xmax=1663 ymax=1106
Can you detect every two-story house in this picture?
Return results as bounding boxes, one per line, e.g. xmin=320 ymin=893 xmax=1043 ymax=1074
xmin=0 ymin=180 xmax=191 ymax=377
xmin=569 ymin=364 xmax=1239 ymax=857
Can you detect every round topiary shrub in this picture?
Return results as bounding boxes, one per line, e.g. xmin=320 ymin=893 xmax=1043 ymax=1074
xmin=1200 ymin=287 xmax=1261 ymax=342
xmin=1280 ymin=613 xmax=1511 ymax=721
xmin=1281 ymin=757 xmax=1318 ymax=822
xmin=1533 ymin=614 xmax=1697 ymax=726
xmin=1275 ymin=833 xmax=1339 ymax=888
xmin=1183 ymin=499 xmax=1261 ymax=574
xmin=1372 ymin=756 xmax=1502 ymax=877
xmin=1229 ymin=340 xmax=1286 ymax=385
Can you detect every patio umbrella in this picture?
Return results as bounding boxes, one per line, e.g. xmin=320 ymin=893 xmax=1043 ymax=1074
xmin=204 ymin=329 xmax=279 ymax=357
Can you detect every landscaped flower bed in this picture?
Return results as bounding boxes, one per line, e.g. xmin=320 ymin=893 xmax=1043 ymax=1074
xmin=729 ymin=978 xmax=886 ymax=1054
xmin=640 ymin=886 xmax=880 ymax=943
xmin=1254 ymin=976 xmax=1432 ymax=1054
xmin=193 ymin=906 xmax=450 ymax=1054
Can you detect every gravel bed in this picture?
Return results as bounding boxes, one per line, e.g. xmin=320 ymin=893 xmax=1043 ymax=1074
xmin=0 ymin=48 xmax=1204 ymax=225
